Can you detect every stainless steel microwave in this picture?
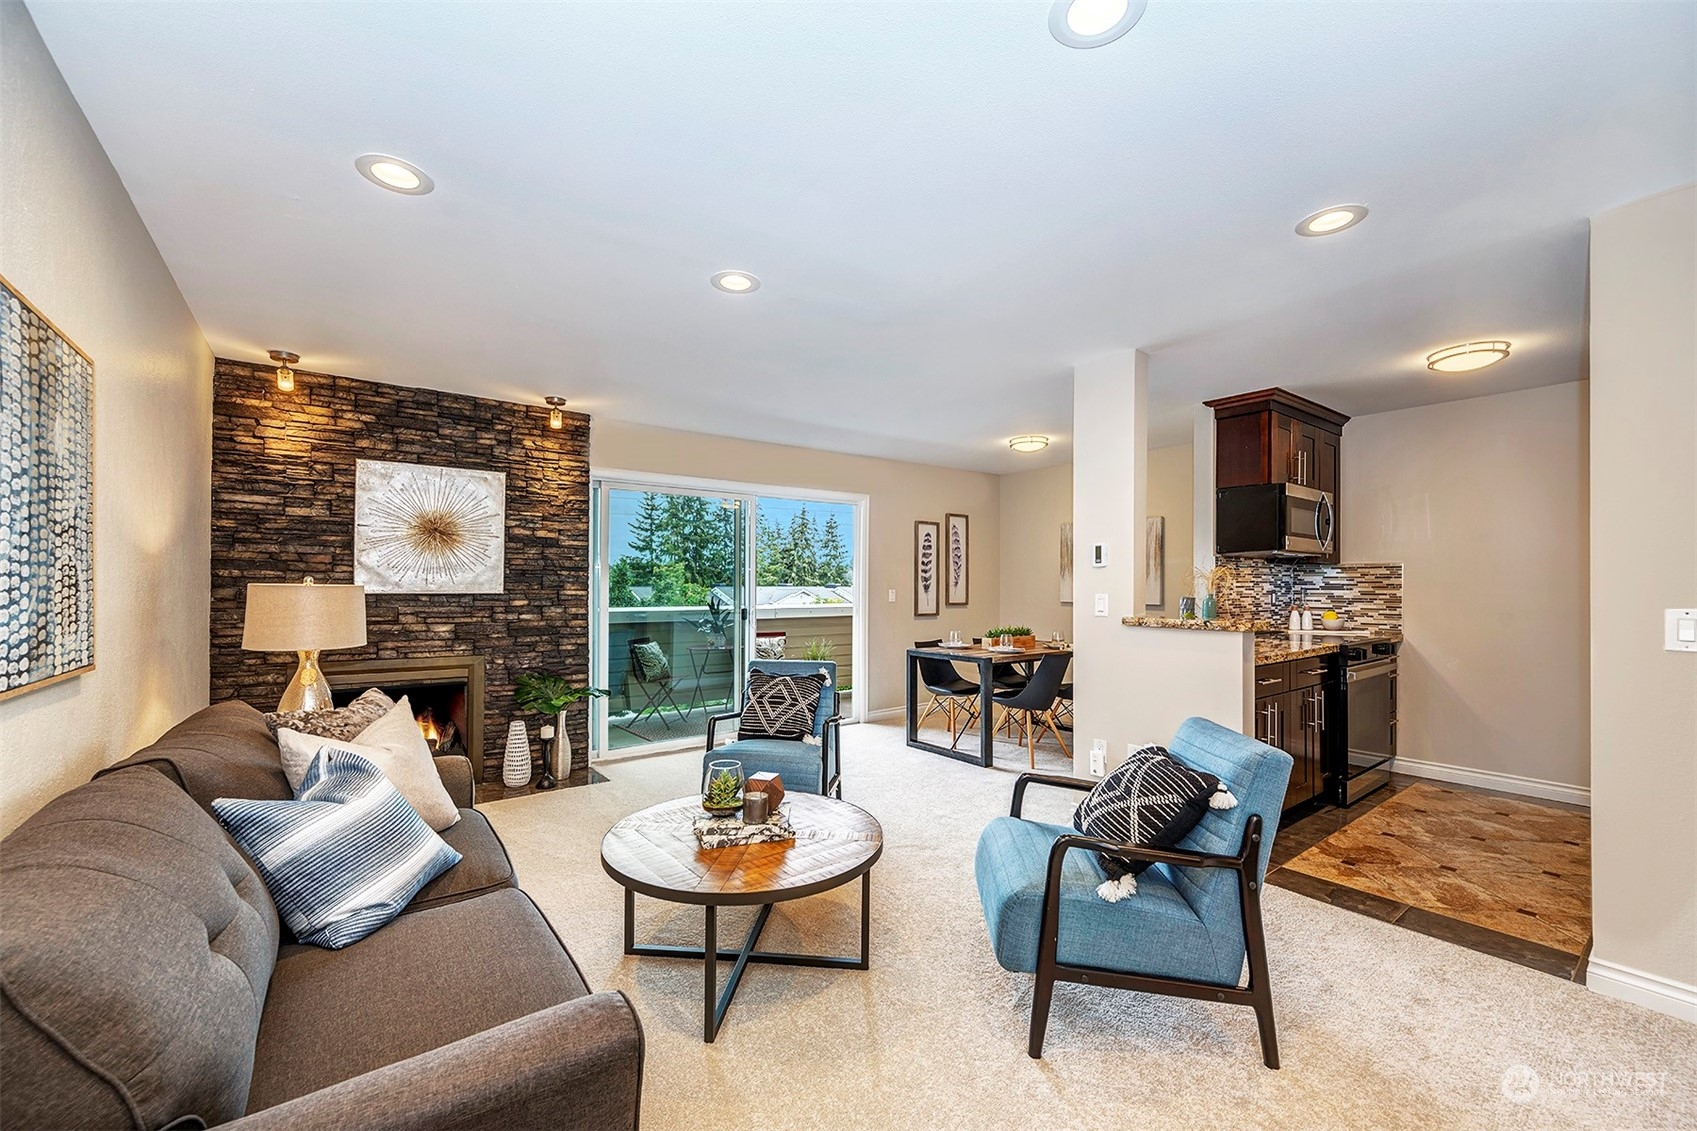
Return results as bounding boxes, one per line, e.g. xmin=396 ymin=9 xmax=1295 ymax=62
xmin=1215 ymin=482 xmax=1335 ymax=559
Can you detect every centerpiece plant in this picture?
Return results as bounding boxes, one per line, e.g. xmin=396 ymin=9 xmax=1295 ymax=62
xmin=514 ymin=671 xmax=607 ymax=786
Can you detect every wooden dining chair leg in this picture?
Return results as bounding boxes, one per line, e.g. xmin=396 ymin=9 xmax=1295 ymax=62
xmin=1044 ymin=709 xmax=1071 ymax=759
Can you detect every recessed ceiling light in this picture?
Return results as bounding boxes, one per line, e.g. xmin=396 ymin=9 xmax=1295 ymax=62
xmin=1009 ymin=435 xmax=1051 ymax=453
xmin=1295 ymin=204 xmax=1368 ymax=237
xmin=1049 ymin=0 xmax=1147 ymax=48
xmin=710 ymin=270 xmax=761 ymax=294
xmin=355 ymin=153 xmax=434 ymax=195
xmin=1426 ymin=341 xmax=1512 ymax=373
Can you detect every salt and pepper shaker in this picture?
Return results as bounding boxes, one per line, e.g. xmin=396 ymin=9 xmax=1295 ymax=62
xmin=1289 ymin=605 xmax=1302 ymax=633
xmin=1301 ymin=606 xmax=1314 ymax=632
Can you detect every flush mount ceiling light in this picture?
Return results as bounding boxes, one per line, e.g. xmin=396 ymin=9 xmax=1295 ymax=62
xmin=1426 ymin=340 xmax=1512 ymax=373
xmin=545 ymin=396 xmax=568 ymax=429
xmin=1049 ymin=0 xmax=1147 ymax=48
xmin=1295 ymin=204 xmax=1368 ymax=237
xmin=710 ymin=270 xmax=761 ymax=294
xmin=354 ymin=153 xmax=434 ymax=195
xmin=1009 ymin=435 xmax=1051 ymax=453
xmin=268 ymin=349 xmax=299 ymax=392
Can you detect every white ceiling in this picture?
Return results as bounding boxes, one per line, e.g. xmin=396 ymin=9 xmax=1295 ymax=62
xmin=28 ymin=1 xmax=1696 ymax=470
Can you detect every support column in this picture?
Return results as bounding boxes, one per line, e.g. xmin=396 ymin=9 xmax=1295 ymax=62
xmin=1192 ymin=403 xmax=1215 ymax=579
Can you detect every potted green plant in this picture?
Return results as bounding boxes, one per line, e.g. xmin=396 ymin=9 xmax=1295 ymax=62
xmin=688 ymin=592 xmax=735 ymax=649
xmin=514 ymin=671 xmax=607 ymax=789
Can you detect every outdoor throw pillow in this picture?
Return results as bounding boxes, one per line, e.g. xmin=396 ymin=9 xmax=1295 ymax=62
xmin=632 ymin=641 xmax=671 ymax=682
xmin=737 ymin=669 xmax=829 ymax=743
xmin=264 ymin=686 xmax=394 ymax=741
xmin=212 ymin=749 xmax=461 ymax=949
xmin=1072 ymin=743 xmax=1237 ymax=903
xmin=276 ymin=696 xmax=460 ymax=831
xmin=754 ymin=634 xmax=787 ymax=660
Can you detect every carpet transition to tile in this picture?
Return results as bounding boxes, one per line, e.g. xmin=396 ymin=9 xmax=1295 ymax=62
xmin=1282 ymin=782 xmax=1591 ymax=955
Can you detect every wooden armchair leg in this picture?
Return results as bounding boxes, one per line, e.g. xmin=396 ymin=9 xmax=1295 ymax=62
xmin=1027 ymin=969 xmax=1056 ymax=1059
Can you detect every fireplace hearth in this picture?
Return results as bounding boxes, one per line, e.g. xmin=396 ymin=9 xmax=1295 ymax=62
xmin=323 ymin=656 xmax=486 ymax=780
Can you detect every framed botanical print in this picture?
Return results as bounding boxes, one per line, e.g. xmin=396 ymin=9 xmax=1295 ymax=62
xmin=1 ymin=274 xmax=95 ymax=700
xmin=914 ymin=520 xmax=940 ymax=617
xmin=945 ymin=513 xmax=969 ymax=606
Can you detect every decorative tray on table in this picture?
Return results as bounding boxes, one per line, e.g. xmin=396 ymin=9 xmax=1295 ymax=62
xmin=692 ymin=808 xmax=796 ymax=849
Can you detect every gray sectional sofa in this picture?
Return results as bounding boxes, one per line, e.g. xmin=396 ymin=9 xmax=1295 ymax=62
xmin=0 ymin=700 xmax=644 ymax=1130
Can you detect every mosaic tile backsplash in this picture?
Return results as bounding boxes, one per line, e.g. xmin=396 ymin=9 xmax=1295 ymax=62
xmin=1215 ymin=561 xmax=1403 ymax=631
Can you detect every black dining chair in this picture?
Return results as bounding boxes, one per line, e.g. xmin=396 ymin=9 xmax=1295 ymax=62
xmin=914 ymin=640 xmax=983 ymax=747
xmin=991 ymin=652 xmax=1072 ymax=768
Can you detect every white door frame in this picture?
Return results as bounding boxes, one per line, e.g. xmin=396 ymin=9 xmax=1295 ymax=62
xmin=589 ymin=467 xmax=869 ymax=760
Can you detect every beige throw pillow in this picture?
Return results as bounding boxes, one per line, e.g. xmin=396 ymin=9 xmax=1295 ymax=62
xmin=276 ymin=696 xmax=461 ymax=831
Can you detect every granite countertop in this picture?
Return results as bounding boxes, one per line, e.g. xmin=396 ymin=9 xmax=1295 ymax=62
xmin=1121 ymin=616 xmax=1274 ymax=632
xmin=1254 ymin=629 xmax=1404 ymax=665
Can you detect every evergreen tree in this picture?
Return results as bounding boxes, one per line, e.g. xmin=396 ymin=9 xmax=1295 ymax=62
xmin=785 ymin=505 xmax=820 ymax=585
xmin=624 ymin=492 xmax=667 ymax=586
xmin=755 ymin=513 xmax=786 ymax=586
xmin=819 ymin=512 xmax=851 ymax=586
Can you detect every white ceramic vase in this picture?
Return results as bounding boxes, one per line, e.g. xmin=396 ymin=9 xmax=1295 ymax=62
xmin=502 ymin=720 xmax=532 ymax=788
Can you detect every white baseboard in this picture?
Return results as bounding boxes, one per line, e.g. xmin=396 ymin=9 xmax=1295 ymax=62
xmin=1586 ymin=957 xmax=1697 ymax=1024
xmin=1392 ymin=757 xmax=1590 ymax=807
xmin=864 ymin=706 xmax=906 ymax=723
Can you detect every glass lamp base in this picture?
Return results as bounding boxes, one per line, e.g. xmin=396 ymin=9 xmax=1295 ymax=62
xmin=276 ymin=650 xmax=335 ymax=712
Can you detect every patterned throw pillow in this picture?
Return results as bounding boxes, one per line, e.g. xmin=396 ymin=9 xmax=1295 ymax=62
xmin=754 ymin=635 xmax=787 ymax=660
xmin=1072 ymin=744 xmax=1237 ymax=902
xmin=737 ymin=669 xmax=829 ymax=743
xmin=212 ymin=749 xmax=461 ymax=949
xmin=264 ymin=687 xmax=393 ymax=740
xmin=631 ymin=641 xmax=671 ymax=682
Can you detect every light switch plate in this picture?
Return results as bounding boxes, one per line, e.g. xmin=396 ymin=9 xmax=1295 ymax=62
xmin=1090 ymin=543 xmax=1108 ymax=567
xmin=1094 ymin=593 xmax=1109 ymax=616
xmin=888 ymin=589 xmax=897 ymax=603
xmin=1089 ymin=740 xmax=1106 ymax=776
xmin=1668 ymin=609 xmax=1697 ymax=653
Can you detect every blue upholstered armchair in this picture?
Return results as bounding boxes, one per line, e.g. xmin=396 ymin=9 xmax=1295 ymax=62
xmin=703 ymin=660 xmax=842 ymax=797
xmin=974 ymin=716 xmax=1293 ymax=1066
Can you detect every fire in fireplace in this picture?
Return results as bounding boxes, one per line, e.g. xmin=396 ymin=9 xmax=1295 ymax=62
xmin=322 ymin=656 xmax=486 ymax=780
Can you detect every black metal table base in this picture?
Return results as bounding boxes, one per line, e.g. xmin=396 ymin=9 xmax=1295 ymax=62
xmin=622 ymin=872 xmax=872 ymax=1042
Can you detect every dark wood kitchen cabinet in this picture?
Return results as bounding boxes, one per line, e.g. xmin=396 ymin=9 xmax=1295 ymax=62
xmin=1206 ymin=387 xmax=1349 ymax=563
xmin=1254 ymin=658 xmax=1329 ymax=812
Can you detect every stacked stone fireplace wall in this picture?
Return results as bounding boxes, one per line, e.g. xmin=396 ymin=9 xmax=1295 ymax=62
xmin=208 ymin=358 xmax=591 ymax=782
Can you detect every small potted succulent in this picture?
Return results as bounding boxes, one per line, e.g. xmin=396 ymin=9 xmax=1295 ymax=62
xmin=701 ymin=759 xmax=744 ymax=816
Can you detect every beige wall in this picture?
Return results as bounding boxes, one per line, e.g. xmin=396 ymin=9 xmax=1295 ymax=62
xmin=0 ymin=2 xmax=213 ymax=836
xmin=1344 ymin=383 xmax=1590 ymax=792
xmin=1145 ymin=443 xmax=1195 ymax=617
xmin=997 ymin=461 xmax=1072 ymax=636
xmin=1587 ymin=184 xmax=1697 ymax=1016
xmin=591 ymin=420 xmax=1000 ymax=716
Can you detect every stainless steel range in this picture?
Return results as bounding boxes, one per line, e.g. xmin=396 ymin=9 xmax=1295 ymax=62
xmin=1331 ymin=639 xmax=1398 ymax=806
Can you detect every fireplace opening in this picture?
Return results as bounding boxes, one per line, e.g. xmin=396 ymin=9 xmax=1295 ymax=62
xmin=322 ymin=656 xmax=486 ymax=780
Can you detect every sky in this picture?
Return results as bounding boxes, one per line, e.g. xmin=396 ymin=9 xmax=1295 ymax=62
xmin=605 ymin=488 xmax=855 ymax=574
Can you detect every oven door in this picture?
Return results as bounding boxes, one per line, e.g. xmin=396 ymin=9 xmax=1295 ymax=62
xmin=1282 ymin=483 xmax=1335 ymax=557
xmin=1342 ymin=657 xmax=1396 ymax=804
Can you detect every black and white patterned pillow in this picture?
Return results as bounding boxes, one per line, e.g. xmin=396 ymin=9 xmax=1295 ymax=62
xmin=1072 ymin=744 xmax=1237 ymax=901
xmin=737 ymin=669 xmax=828 ymax=743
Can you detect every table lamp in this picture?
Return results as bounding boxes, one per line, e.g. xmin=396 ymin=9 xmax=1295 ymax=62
xmin=242 ymin=578 xmax=368 ymax=711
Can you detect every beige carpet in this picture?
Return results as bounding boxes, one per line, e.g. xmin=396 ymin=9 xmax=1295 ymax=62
xmin=484 ymin=722 xmax=1696 ymax=1131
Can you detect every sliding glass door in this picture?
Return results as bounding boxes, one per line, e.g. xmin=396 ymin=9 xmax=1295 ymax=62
xmin=593 ymin=483 xmax=750 ymax=755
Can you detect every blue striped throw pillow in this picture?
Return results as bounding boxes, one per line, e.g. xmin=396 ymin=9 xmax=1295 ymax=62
xmin=213 ymin=748 xmax=461 ymax=949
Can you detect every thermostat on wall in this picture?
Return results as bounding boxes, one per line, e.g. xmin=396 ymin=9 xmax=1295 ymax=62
xmin=1090 ymin=543 xmax=1107 ymax=568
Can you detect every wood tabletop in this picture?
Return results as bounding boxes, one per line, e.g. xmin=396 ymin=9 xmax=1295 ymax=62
xmin=600 ymin=793 xmax=883 ymax=907
xmin=908 ymin=643 xmax=1072 ymax=663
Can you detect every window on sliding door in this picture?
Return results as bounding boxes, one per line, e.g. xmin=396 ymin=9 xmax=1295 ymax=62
xmin=753 ymin=496 xmax=856 ymax=719
xmin=592 ymin=483 xmax=750 ymax=756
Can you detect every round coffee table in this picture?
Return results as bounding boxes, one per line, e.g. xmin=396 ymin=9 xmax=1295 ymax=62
xmin=600 ymin=792 xmax=883 ymax=1042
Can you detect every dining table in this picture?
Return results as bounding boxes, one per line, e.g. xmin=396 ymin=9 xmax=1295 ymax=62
xmin=904 ymin=642 xmax=1072 ymax=767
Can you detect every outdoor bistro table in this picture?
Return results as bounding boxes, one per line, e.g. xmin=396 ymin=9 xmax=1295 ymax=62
xmin=905 ymin=643 xmax=1072 ymax=767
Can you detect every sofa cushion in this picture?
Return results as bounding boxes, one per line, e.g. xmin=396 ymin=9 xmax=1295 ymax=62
xmin=247 ymin=888 xmax=589 ymax=1112
xmin=214 ymin=750 xmax=462 ymax=949
xmin=407 ymin=807 xmax=517 ymax=913
xmin=99 ymin=699 xmax=292 ymax=813
xmin=263 ymin=686 xmax=394 ymax=741
xmin=0 ymin=767 xmax=280 ymax=1130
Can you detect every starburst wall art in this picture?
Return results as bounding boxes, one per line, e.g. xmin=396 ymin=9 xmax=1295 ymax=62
xmin=354 ymin=459 xmax=505 ymax=594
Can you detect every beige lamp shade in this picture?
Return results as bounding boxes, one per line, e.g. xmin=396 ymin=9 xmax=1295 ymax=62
xmin=242 ymin=580 xmax=368 ymax=652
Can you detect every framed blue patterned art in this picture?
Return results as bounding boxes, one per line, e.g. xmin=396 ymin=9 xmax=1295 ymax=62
xmin=1 ymin=274 xmax=95 ymax=699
